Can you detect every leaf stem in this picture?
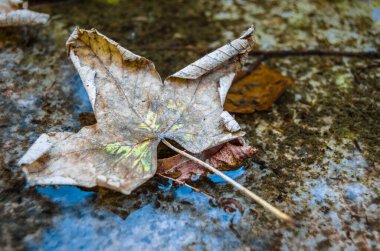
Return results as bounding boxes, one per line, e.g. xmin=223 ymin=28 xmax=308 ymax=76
xmin=162 ymin=139 xmax=295 ymax=224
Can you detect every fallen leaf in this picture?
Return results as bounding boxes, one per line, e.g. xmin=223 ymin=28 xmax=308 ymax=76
xmin=157 ymin=139 xmax=258 ymax=181
xmin=19 ymin=27 xmax=255 ymax=195
xmin=224 ymin=64 xmax=292 ymax=113
xmin=0 ymin=0 xmax=49 ymax=27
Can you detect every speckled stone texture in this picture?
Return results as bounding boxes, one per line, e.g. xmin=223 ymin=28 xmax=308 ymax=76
xmin=0 ymin=0 xmax=379 ymax=250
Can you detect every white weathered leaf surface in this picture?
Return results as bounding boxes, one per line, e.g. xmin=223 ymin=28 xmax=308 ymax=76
xmin=19 ymin=27 xmax=255 ymax=194
xmin=0 ymin=0 xmax=49 ymax=27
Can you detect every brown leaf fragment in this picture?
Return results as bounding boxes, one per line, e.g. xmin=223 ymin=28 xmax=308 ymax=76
xmin=19 ymin=27 xmax=255 ymax=194
xmin=209 ymin=142 xmax=258 ymax=170
xmin=0 ymin=0 xmax=49 ymax=27
xmin=157 ymin=139 xmax=258 ymax=181
xmin=224 ymin=64 xmax=292 ymax=113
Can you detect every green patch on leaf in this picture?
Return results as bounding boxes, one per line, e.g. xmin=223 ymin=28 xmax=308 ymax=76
xmin=105 ymin=141 xmax=153 ymax=172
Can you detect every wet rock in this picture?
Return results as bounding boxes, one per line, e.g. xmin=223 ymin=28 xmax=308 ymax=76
xmin=0 ymin=0 xmax=379 ymax=250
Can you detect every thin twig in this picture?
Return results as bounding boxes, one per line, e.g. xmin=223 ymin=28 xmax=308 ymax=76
xmin=250 ymin=49 xmax=380 ymax=59
xmin=157 ymin=173 xmax=216 ymax=201
xmin=235 ymin=49 xmax=380 ymax=82
xmin=162 ymin=139 xmax=295 ymax=224
xmin=233 ymin=54 xmax=266 ymax=82
xmin=130 ymin=45 xmax=380 ymax=59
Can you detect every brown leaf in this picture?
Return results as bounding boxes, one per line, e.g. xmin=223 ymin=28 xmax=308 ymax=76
xmin=0 ymin=0 xmax=49 ymax=27
xmin=19 ymin=27 xmax=255 ymax=194
xmin=224 ymin=64 xmax=292 ymax=113
xmin=157 ymin=139 xmax=258 ymax=181
xmin=209 ymin=141 xmax=258 ymax=169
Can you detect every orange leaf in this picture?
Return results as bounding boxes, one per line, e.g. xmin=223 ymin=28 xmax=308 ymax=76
xmin=224 ymin=64 xmax=292 ymax=113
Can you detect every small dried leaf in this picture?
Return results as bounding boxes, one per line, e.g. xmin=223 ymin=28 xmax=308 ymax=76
xmin=157 ymin=139 xmax=258 ymax=181
xmin=0 ymin=0 xmax=49 ymax=27
xmin=224 ymin=64 xmax=292 ymax=113
xmin=208 ymin=141 xmax=258 ymax=169
xmin=19 ymin=27 xmax=255 ymax=194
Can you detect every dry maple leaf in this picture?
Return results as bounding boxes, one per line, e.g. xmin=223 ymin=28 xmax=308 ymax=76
xmin=0 ymin=0 xmax=49 ymax=27
xmin=19 ymin=27 xmax=255 ymax=195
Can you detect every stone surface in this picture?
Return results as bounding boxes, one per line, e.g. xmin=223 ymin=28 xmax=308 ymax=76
xmin=0 ymin=0 xmax=379 ymax=250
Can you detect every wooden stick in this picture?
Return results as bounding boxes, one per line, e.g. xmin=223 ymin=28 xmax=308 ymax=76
xmin=130 ymin=45 xmax=380 ymax=59
xmin=157 ymin=173 xmax=216 ymax=201
xmin=250 ymin=49 xmax=380 ymax=59
xmin=162 ymin=139 xmax=295 ymax=224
